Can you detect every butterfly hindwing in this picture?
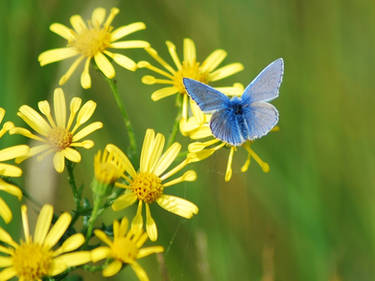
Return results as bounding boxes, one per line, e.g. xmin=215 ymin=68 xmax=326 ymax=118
xmin=243 ymin=101 xmax=279 ymax=140
xmin=183 ymin=78 xmax=229 ymax=113
xmin=242 ymin=58 xmax=284 ymax=103
xmin=210 ymin=109 xmax=244 ymax=146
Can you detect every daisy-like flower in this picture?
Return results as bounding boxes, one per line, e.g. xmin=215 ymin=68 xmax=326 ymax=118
xmin=0 ymin=108 xmax=29 ymax=223
xmin=91 ymin=217 xmax=163 ymax=280
xmin=138 ymin=38 xmax=244 ymax=128
xmin=38 ymin=7 xmax=149 ymax=89
xmin=10 ymin=88 xmax=103 ymax=173
xmin=0 ymin=204 xmax=91 ymax=281
xmin=106 ymin=129 xmax=198 ymax=241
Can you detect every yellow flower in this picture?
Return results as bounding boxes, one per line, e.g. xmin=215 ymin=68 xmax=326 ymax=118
xmin=0 ymin=204 xmax=90 ymax=281
xmin=91 ymin=217 xmax=163 ymax=280
xmin=0 ymin=108 xmax=29 ymax=223
xmin=107 ymin=129 xmax=198 ymax=241
xmin=10 ymin=88 xmax=103 ymax=173
xmin=94 ymin=147 xmax=129 ymax=185
xmin=138 ymin=38 xmax=244 ymax=126
xmin=38 ymin=7 xmax=149 ymax=89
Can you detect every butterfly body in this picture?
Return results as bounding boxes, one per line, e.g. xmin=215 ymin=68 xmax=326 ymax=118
xmin=183 ymin=58 xmax=284 ymax=146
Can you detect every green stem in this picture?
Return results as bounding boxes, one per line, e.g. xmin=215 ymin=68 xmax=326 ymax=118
xmin=166 ymin=110 xmax=181 ymax=148
xmin=66 ymin=162 xmax=81 ymax=208
xmin=85 ymin=195 xmax=101 ymax=243
xmin=104 ymin=77 xmax=138 ymax=159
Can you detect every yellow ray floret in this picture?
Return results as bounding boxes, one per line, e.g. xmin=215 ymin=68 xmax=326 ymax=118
xmin=0 ymin=108 xmax=29 ymax=223
xmin=91 ymin=217 xmax=163 ymax=280
xmin=106 ymin=129 xmax=198 ymax=241
xmin=38 ymin=7 xmax=149 ymax=89
xmin=0 ymin=204 xmax=90 ymax=281
xmin=138 ymin=38 xmax=244 ymax=130
xmin=10 ymin=88 xmax=102 ymax=173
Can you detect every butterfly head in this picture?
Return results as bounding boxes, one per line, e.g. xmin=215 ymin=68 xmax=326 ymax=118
xmin=229 ymin=97 xmax=245 ymax=116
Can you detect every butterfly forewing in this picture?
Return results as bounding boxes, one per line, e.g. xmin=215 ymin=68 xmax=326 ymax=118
xmin=183 ymin=78 xmax=229 ymax=113
xmin=242 ymin=58 xmax=284 ymax=103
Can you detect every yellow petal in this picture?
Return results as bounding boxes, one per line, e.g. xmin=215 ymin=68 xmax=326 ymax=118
xmin=209 ymin=63 xmax=244 ymax=82
xmin=151 ymin=87 xmax=178 ymax=101
xmin=104 ymin=7 xmax=119 ymax=27
xmin=91 ymin=246 xmax=111 ymax=262
xmin=67 ymin=97 xmax=82 ymax=130
xmin=38 ymin=47 xmax=79 ymax=66
xmin=38 ymin=100 xmax=55 ymax=127
xmin=81 ymin=58 xmax=92 ymax=89
xmin=156 ymin=194 xmax=198 ymax=218
xmin=94 ymin=52 xmax=115 ymax=79
xmin=94 ymin=230 xmax=113 ymax=246
xmin=48 ymin=260 xmax=67 ymax=276
xmin=0 ymin=179 xmax=22 ymax=199
xmin=59 ymin=56 xmax=84 ymax=86
xmin=21 ymin=205 xmax=30 ymax=242
xmin=225 ymin=146 xmax=235 ymax=182
xmin=9 ymin=127 xmax=44 ymax=142
xmin=0 ymin=256 xmax=12 ymax=267
xmin=111 ymin=40 xmax=150 ymax=49
xmin=166 ymin=41 xmax=182 ymax=69
xmin=63 ymin=147 xmax=81 ymax=163
xmin=0 ymin=145 xmax=29 ymax=162
xmin=92 ymin=7 xmax=106 ymax=27
xmin=54 ymin=251 xmax=91 ymax=267
xmin=70 ymin=140 xmax=94 ymax=149
xmin=103 ymin=260 xmax=122 ymax=277
xmin=153 ymin=142 xmax=181 ymax=176
xmin=73 ymin=100 xmax=96 ymax=131
xmin=0 ymin=198 xmax=12 ymax=224
xmin=243 ymin=142 xmax=270 ymax=173
xmin=163 ymin=170 xmax=197 ymax=187
xmin=44 ymin=212 xmax=71 ymax=248
xmin=137 ymin=61 xmax=174 ymax=79
xmin=111 ymin=53 xmax=137 ymax=71
xmin=131 ymin=201 xmax=143 ymax=232
xmin=53 ymin=88 xmax=67 ymax=128
xmin=143 ymin=47 xmax=176 ymax=74
xmin=183 ymin=38 xmax=196 ymax=66
xmin=145 ymin=204 xmax=157 ymax=241
xmin=0 ymin=267 xmax=16 ymax=281
xmin=119 ymin=217 xmax=129 ymax=237
xmin=200 ymin=49 xmax=227 ymax=73
xmin=18 ymin=105 xmax=51 ymax=136
xmin=34 ymin=204 xmax=53 ymax=244
xmin=137 ymin=246 xmax=164 ymax=259
xmin=50 ymin=23 xmax=75 ymax=41
xmin=130 ymin=261 xmax=150 ymax=281
xmin=0 ymin=163 xmax=22 ymax=177
xmin=15 ymin=144 xmax=50 ymax=164
xmin=72 ymin=121 xmax=103 ymax=141
xmin=112 ymin=192 xmax=137 ymax=211
xmin=0 ymin=227 xmax=17 ymax=248
xmin=70 ymin=14 xmax=87 ymax=33
xmin=147 ymin=133 xmax=165 ymax=173
xmin=0 ymin=108 xmax=4 ymax=124
xmin=105 ymin=144 xmax=136 ymax=177
xmin=190 ymin=126 xmax=212 ymax=139
xmin=140 ymin=129 xmax=155 ymax=172
xmin=111 ymin=22 xmax=146 ymax=41
xmin=53 ymin=151 xmax=65 ymax=173
xmin=54 ymin=233 xmax=85 ymax=255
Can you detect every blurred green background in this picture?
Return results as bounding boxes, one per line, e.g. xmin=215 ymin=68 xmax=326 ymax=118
xmin=1 ymin=0 xmax=375 ymax=280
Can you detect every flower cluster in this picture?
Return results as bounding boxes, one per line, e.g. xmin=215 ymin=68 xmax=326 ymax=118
xmin=0 ymin=6 xmax=281 ymax=281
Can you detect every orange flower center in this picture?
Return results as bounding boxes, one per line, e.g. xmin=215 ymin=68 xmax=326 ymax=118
xmin=12 ymin=242 xmax=53 ymax=281
xmin=47 ymin=127 xmax=73 ymax=151
xmin=70 ymin=26 xmax=112 ymax=57
xmin=112 ymin=236 xmax=139 ymax=264
xmin=130 ymin=172 xmax=164 ymax=203
xmin=174 ymin=61 xmax=209 ymax=94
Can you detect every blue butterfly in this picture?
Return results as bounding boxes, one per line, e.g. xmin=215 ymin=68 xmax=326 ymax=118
xmin=183 ymin=58 xmax=284 ymax=146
